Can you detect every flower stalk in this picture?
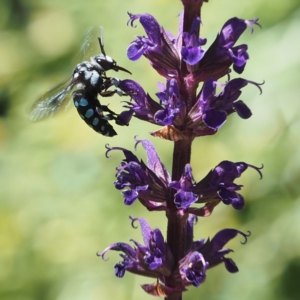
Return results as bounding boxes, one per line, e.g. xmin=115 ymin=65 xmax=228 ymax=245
xmin=166 ymin=139 xmax=192 ymax=283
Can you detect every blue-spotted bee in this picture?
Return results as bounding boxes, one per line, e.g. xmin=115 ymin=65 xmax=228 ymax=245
xmin=29 ymin=28 xmax=131 ymax=136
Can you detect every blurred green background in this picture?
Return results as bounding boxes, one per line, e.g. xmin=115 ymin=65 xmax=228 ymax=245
xmin=0 ymin=0 xmax=299 ymax=299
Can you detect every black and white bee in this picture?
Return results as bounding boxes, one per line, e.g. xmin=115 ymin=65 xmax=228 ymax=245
xmin=29 ymin=28 xmax=131 ymax=137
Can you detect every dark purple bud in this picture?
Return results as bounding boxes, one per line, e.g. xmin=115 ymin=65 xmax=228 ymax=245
xmin=224 ymin=257 xmax=239 ymax=273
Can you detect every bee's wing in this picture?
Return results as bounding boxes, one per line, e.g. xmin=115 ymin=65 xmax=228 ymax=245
xmin=29 ymin=78 xmax=74 ymax=122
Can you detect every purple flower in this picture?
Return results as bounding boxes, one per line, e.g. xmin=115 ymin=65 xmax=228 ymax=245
xmin=191 ymin=17 xmax=261 ymax=83
xmin=181 ymin=16 xmax=207 ymax=65
xmin=192 ymin=160 xmax=263 ymax=210
xmin=178 ymin=227 xmax=251 ymax=287
xmin=169 ymin=164 xmax=199 ymax=209
xmin=127 ymin=13 xmax=180 ymax=78
xmin=188 ymin=78 xmax=263 ymax=134
xmin=154 ymin=79 xmax=183 ymax=125
xmin=217 ymin=18 xmax=260 ymax=74
xmin=99 ymin=216 xmax=172 ymax=279
xmin=106 ymin=138 xmax=171 ymax=210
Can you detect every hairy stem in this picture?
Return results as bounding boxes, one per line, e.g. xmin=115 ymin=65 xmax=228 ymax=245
xmin=165 ymin=139 xmax=192 ymax=300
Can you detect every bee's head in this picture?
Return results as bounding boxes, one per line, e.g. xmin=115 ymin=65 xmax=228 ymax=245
xmin=93 ymin=54 xmax=116 ymax=72
xmin=96 ymin=29 xmax=132 ymax=74
xmin=92 ymin=54 xmax=131 ymax=74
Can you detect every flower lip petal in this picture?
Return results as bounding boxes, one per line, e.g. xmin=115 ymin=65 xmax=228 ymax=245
xmin=233 ymin=100 xmax=252 ymax=119
xmin=210 ymin=229 xmax=251 ymax=252
xmin=98 ymin=242 xmax=136 ymax=261
xmin=127 ymin=40 xmax=148 ymax=61
xmin=130 ymin=216 xmax=153 ymax=246
xmin=203 ymin=109 xmax=227 ymax=129
xmin=181 ymin=45 xmax=205 ymax=65
xmin=139 ymin=13 xmax=162 ymax=45
xmin=224 ymin=257 xmax=239 ymax=273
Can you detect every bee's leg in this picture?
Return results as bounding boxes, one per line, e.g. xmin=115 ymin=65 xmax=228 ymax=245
xmin=100 ymin=89 xmax=127 ymax=97
xmin=96 ymin=105 xmax=117 ymax=120
xmin=96 ymin=106 xmax=129 ymax=127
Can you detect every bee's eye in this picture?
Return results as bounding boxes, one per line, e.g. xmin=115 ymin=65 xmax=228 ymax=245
xmin=96 ymin=58 xmax=103 ymax=64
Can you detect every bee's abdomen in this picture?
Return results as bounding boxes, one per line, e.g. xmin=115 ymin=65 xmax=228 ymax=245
xmin=73 ymin=90 xmax=117 ymax=137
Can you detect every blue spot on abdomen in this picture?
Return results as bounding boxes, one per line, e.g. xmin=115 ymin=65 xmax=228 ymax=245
xmin=85 ymin=109 xmax=94 ymax=118
xmin=79 ymin=98 xmax=88 ymax=106
xmin=92 ymin=118 xmax=99 ymax=126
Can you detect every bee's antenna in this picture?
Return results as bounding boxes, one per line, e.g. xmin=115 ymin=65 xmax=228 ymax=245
xmin=98 ymin=26 xmax=107 ymax=57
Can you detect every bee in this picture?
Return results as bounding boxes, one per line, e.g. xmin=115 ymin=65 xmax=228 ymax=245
xmin=29 ymin=28 xmax=131 ymax=136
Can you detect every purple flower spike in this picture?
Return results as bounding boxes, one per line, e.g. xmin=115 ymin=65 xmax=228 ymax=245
xmin=99 ymin=5 xmax=264 ymax=297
